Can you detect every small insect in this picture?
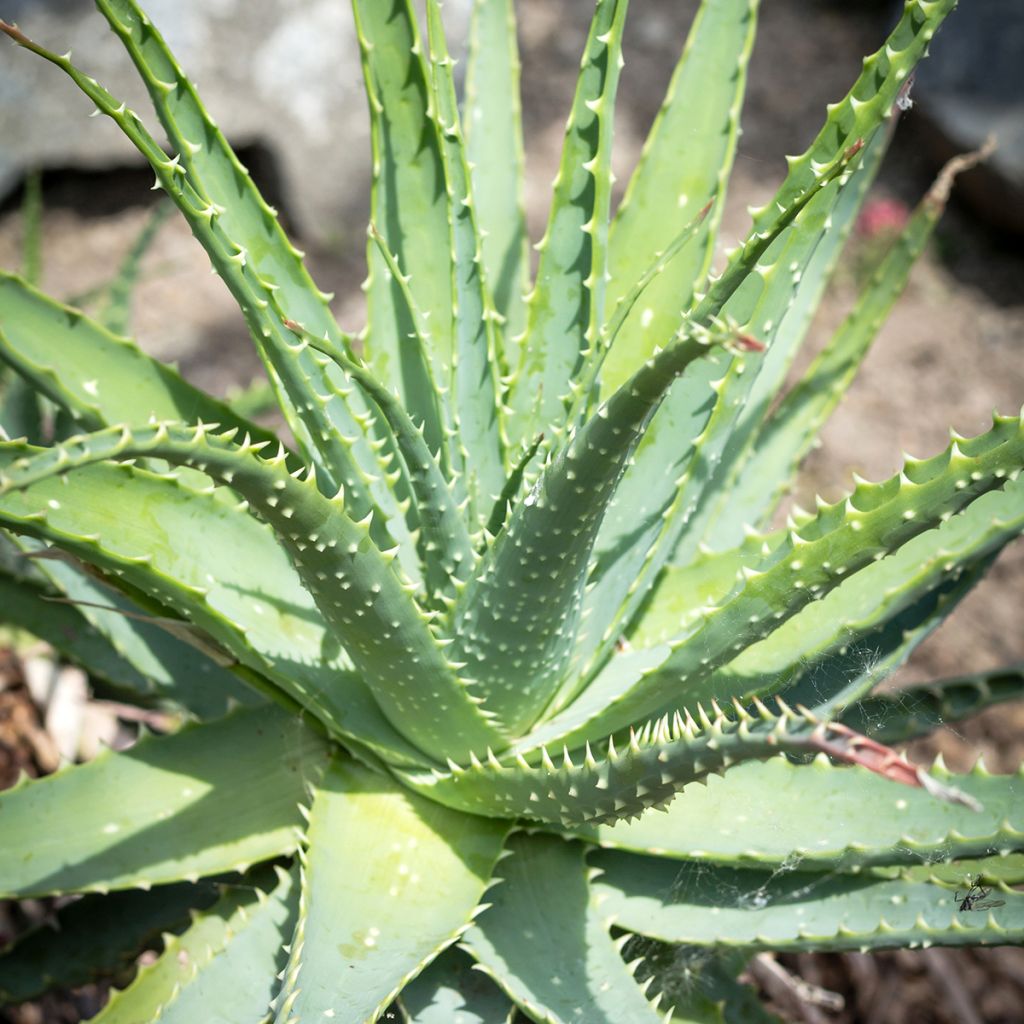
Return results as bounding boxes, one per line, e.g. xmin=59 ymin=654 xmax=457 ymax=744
xmin=895 ymin=72 xmax=916 ymax=112
xmin=954 ymin=880 xmax=1006 ymax=913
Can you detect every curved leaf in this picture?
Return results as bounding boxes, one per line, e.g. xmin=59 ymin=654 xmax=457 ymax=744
xmin=0 ymin=272 xmax=276 ymax=446
xmin=0 ymin=881 xmax=219 ymax=1004
xmin=0 ymin=442 xmax=427 ymax=767
xmin=0 ymin=706 xmax=326 ymax=897
xmin=463 ymin=833 xmax=665 ymax=1023
xmin=506 ymin=0 xmax=629 ymax=448
xmin=545 ymin=414 xmax=1024 ymax=747
xmin=841 ymin=666 xmax=1024 ymax=743
xmin=602 ymin=0 xmax=759 ymax=394
xmin=0 ymin=423 xmax=506 ymax=762
xmin=591 ymin=848 xmax=1024 ymax=951
xmin=399 ymin=946 xmax=515 ymax=1024
xmin=273 ymin=757 xmax=508 ymax=1024
xmin=464 ymin=0 xmax=529 ymax=356
xmin=93 ymin=866 xmax=296 ymax=1024
xmin=575 ymin=757 xmax=1024 ymax=871
xmin=0 ymin=543 xmax=256 ymax=717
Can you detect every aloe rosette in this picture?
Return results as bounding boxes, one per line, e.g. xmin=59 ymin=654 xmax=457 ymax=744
xmin=0 ymin=1 xmax=1022 ymax=1021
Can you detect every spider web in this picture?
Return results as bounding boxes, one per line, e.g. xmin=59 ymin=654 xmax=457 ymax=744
xmin=607 ymin=612 xmax=1024 ymax=1010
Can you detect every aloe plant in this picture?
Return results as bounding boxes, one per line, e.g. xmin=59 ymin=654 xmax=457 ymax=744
xmin=0 ymin=0 xmax=1022 ymax=1020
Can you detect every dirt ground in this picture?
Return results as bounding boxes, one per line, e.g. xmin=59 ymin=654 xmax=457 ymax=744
xmin=0 ymin=0 xmax=1021 ymax=1021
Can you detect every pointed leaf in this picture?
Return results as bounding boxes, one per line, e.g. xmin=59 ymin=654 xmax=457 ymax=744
xmin=705 ymin=153 xmax=969 ymax=547
xmin=399 ymin=700 xmax=966 ymax=828
xmin=273 ymin=757 xmax=508 ymax=1024
xmin=92 ymin=867 xmax=296 ymax=1024
xmin=506 ymin=0 xmax=629 ymax=448
xmin=661 ymin=0 xmax=961 ymax=565
xmin=841 ymin=665 xmax=1024 ymax=744
xmin=0 ymin=706 xmax=326 ymax=897
xmin=580 ymin=0 xmax=958 ymax=672
xmin=0 ymin=272 xmax=276 ymax=446
xmin=685 ymin=128 xmax=888 ymax=553
xmin=19 ymin=547 xmax=259 ymax=716
xmin=576 ymin=757 xmax=1024 ymax=871
xmin=353 ymin=0 xmax=455 ymax=464
xmin=0 ymin=16 xmax=415 ymax=574
xmin=287 ymin=320 xmax=474 ymax=604
xmin=575 ymin=132 xmax=876 ymax=682
xmin=591 ymin=848 xmax=1024 ymax=951
xmin=0 ymin=881 xmax=219 ymax=1004
xmin=0 ymin=562 xmax=251 ymax=718
xmin=453 ymin=327 xmax=730 ymax=733
xmin=464 ymin=0 xmax=529 ymax=356
xmin=19 ymin=168 xmax=43 ymax=286
xmin=548 ymin=414 xmax=1024 ymax=746
xmin=638 ymin=469 xmax=1024 ymax=721
xmin=426 ymin=0 xmax=506 ymax=517
xmin=752 ymin=555 xmax=994 ymax=719
xmin=602 ymin=0 xmax=759 ymax=394
xmin=0 ymin=424 xmax=507 ymax=762
xmin=399 ymin=946 xmax=515 ymax=1024
xmin=462 ymin=833 xmax=663 ymax=1024
xmin=0 ymin=441 xmax=427 ymax=767
xmin=745 ymin=0 xmax=955 ymax=246
xmin=97 ymin=199 xmax=175 ymax=335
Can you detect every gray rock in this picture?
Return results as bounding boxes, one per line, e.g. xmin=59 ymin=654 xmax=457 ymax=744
xmin=913 ymin=0 xmax=1024 ymax=233
xmin=0 ymin=0 xmax=469 ymax=245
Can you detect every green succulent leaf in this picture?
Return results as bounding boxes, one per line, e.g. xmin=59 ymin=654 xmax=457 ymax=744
xmin=3 ymin=12 xmax=415 ymax=573
xmin=0 ymin=272 xmax=276 ymax=447
xmin=686 ymin=127 xmax=889 ymax=553
xmin=0 ymin=557 xmax=252 ymax=717
xmin=96 ymin=198 xmax=175 ymax=336
xmin=506 ymin=0 xmax=629 ymax=449
xmin=0 ymin=440 xmax=426 ymax=766
xmin=657 ymin=949 xmax=783 ymax=1024
xmin=0 ymin=374 xmax=44 ymax=446
xmin=546 ymin=414 xmax=1024 ymax=747
xmin=574 ymin=127 xmax=873 ymax=682
xmin=0 ymin=423 xmax=507 ymax=762
xmin=0 ymin=706 xmax=325 ymax=898
xmin=0 ymin=881 xmax=220 ymax=1004
xmin=576 ymin=757 xmax=1024 ymax=871
xmin=768 ymin=554 xmax=995 ymax=719
xmin=579 ymin=0 xmax=957 ymax=675
xmin=399 ymin=947 xmax=515 ymax=1024
xmin=353 ymin=0 xmax=456 ymax=470
xmin=19 ymin=168 xmax=43 ymax=287
xmin=399 ymin=698 xmax=976 ymax=829
xmin=704 ymin=153 xmax=968 ymax=546
xmin=454 ymin=324 xmax=734 ymax=734
xmin=885 ymin=853 xmax=1024 ymax=887
xmin=91 ymin=866 xmax=297 ymax=1024
xmin=425 ymin=0 xmax=506 ymax=520
xmin=591 ymin=848 xmax=1024 ymax=951
xmin=464 ymin=0 xmax=529 ymax=358
xmin=462 ymin=833 xmax=665 ymax=1023
xmin=273 ymin=756 xmax=508 ymax=1024
xmin=602 ymin=0 xmax=759 ymax=394
xmin=287 ymin=319 xmax=475 ymax=606
xmin=641 ymin=468 xmax=1024 ymax=719
xmin=746 ymin=0 xmax=955 ymax=242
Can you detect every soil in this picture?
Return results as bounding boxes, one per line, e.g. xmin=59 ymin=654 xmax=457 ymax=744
xmin=0 ymin=1 xmax=1021 ymax=1021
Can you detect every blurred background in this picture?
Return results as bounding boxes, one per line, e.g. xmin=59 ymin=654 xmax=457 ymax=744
xmin=0 ymin=1 xmax=1022 ymax=1020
